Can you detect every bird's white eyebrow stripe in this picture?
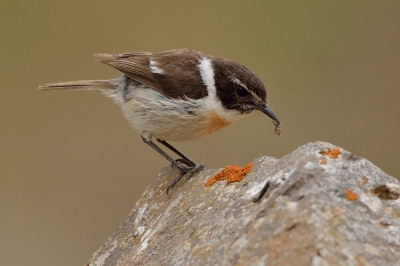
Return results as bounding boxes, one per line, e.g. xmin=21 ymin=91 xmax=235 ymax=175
xmin=198 ymin=57 xmax=217 ymax=99
xmin=231 ymin=77 xmax=248 ymax=89
xmin=150 ymin=60 xmax=164 ymax=74
xmin=232 ymin=77 xmax=262 ymax=102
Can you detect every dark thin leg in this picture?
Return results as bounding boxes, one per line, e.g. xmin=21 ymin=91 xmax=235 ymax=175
xmin=166 ymin=172 xmax=185 ymax=197
xmin=157 ymin=139 xmax=197 ymax=167
xmin=141 ymin=135 xmax=205 ymax=196
xmin=141 ymin=135 xmax=199 ymax=173
xmin=166 ymin=170 xmax=199 ymax=197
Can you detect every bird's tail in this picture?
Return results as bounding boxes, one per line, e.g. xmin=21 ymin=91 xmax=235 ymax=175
xmin=38 ymin=80 xmax=115 ymax=91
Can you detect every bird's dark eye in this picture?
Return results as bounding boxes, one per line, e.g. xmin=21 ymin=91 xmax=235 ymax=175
xmin=235 ymin=85 xmax=249 ymax=97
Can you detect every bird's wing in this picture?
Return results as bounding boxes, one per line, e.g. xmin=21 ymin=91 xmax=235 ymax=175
xmin=96 ymin=52 xmax=156 ymax=89
xmin=96 ymin=49 xmax=209 ymax=100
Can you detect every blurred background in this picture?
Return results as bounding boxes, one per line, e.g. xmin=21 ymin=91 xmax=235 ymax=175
xmin=1 ymin=1 xmax=399 ymax=265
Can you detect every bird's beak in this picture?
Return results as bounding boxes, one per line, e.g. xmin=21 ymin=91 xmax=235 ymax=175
xmin=253 ymin=103 xmax=282 ymax=135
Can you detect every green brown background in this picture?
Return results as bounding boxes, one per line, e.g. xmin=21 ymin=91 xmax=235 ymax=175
xmin=1 ymin=1 xmax=399 ymax=265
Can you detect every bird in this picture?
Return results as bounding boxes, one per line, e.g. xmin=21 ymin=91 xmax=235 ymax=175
xmin=39 ymin=48 xmax=281 ymax=195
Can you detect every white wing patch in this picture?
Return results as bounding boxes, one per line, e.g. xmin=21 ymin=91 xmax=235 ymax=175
xmin=150 ymin=60 xmax=164 ymax=74
xmin=198 ymin=58 xmax=217 ymax=97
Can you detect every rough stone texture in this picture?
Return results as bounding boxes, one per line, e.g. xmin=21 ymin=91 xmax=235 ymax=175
xmin=86 ymin=142 xmax=400 ymax=266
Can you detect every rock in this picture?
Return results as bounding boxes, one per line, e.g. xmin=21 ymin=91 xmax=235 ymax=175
xmin=86 ymin=142 xmax=400 ymax=266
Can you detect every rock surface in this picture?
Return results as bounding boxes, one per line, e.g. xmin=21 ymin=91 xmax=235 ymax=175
xmin=86 ymin=142 xmax=400 ymax=266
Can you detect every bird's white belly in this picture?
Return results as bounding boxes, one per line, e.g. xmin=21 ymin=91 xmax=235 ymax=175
xmin=120 ymin=88 xmax=236 ymax=141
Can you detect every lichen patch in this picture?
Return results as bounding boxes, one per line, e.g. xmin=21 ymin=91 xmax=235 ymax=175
xmin=346 ymin=189 xmax=358 ymax=201
xmin=205 ymin=163 xmax=252 ymax=187
xmin=320 ymin=147 xmax=341 ymax=159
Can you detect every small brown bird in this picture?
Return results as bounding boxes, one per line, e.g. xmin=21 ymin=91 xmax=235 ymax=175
xmin=39 ymin=48 xmax=281 ymax=195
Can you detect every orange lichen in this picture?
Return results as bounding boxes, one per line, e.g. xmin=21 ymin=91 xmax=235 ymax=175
xmin=320 ymin=159 xmax=328 ymax=165
xmin=320 ymin=147 xmax=341 ymax=159
xmin=346 ymin=189 xmax=358 ymax=201
xmin=205 ymin=163 xmax=252 ymax=187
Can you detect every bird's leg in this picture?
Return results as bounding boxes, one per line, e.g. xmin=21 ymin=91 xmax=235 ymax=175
xmin=156 ymin=139 xmax=197 ymax=167
xmin=142 ymin=134 xmax=204 ymax=197
xmin=141 ymin=135 xmax=202 ymax=172
xmin=141 ymin=135 xmax=200 ymax=173
xmin=157 ymin=139 xmax=206 ymax=194
xmin=141 ymin=135 xmax=204 ymax=196
xmin=165 ymin=172 xmax=184 ymax=197
xmin=157 ymin=139 xmax=206 ymax=182
xmin=165 ymin=170 xmax=200 ymax=197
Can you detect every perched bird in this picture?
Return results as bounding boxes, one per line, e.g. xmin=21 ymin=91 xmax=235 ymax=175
xmin=39 ymin=48 xmax=281 ymax=195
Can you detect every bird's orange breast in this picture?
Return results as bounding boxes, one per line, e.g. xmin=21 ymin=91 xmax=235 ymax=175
xmin=204 ymin=110 xmax=231 ymax=135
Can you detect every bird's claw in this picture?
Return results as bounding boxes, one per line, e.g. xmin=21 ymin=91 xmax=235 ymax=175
xmin=173 ymin=159 xmax=204 ymax=173
xmin=166 ymin=162 xmax=205 ymax=197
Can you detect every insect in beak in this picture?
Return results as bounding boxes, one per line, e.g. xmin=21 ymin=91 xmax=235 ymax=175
xmin=253 ymin=103 xmax=282 ymax=135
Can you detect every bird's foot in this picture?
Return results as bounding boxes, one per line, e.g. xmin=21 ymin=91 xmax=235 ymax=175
xmin=173 ymin=159 xmax=204 ymax=173
xmin=166 ymin=162 xmax=205 ymax=196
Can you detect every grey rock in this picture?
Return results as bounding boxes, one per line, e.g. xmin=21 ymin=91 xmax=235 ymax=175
xmin=86 ymin=142 xmax=400 ymax=266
